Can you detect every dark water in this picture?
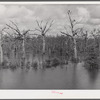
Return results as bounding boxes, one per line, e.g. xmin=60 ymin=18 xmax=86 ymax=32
xmin=0 ymin=62 xmax=100 ymax=89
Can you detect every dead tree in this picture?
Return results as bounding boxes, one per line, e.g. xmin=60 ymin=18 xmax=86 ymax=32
xmin=61 ymin=10 xmax=81 ymax=60
xmin=35 ymin=19 xmax=54 ymax=60
xmin=0 ymin=27 xmax=15 ymax=64
xmin=5 ymin=21 xmax=31 ymax=66
xmin=67 ymin=10 xmax=78 ymax=59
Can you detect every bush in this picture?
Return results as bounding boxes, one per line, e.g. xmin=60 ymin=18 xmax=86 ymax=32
xmin=10 ymin=65 xmax=17 ymax=70
xmin=31 ymin=61 xmax=38 ymax=69
xmin=70 ymin=57 xmax=79 ymax=63
xmin=43 ymin=59 xmax=51 ymax=68
xmin=0 ymin=60 xmax=9 ymax=69
xmin=42 ymin=57 xmax=60 ymax=68
xmin=26 ymin=61 xmax=31 ymax=69
xmin=51 ymin=57 xmax=60 ymax=67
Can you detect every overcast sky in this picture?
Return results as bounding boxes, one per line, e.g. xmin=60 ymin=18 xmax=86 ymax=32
xmin=0 ymin=4 xmax=100 ymax=36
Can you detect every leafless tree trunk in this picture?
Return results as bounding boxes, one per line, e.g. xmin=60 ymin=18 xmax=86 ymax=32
xmin=35 ymin=19 xmax=54 ymax=67
xmin=73 ymin=38 xmax=77 ymax=59
xmin=0 ymin=32 xmax=3 ymax=64
xmin=67 ymin=10 xmax=78 ymax=59
xmin=0 ymin=28 xmax=7 ymax=64
xmin=42 ymin=35 xmax=45 ymax=55
xmin=22 ymin=35 xmax=25 ymax=65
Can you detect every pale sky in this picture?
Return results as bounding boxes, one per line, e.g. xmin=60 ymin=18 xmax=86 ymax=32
xmin=0 ymin=4 xmax=100 ymax=36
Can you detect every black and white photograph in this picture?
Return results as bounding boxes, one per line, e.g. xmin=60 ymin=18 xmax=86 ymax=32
xmin=0 ymin=2 xmax=100 ymax=90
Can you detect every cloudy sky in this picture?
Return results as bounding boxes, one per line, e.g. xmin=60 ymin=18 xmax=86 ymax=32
xmin=0 ymin=4 xmax=100 ymax=36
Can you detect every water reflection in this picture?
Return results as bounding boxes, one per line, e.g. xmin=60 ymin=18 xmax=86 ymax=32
xmin=87 ymin=70 xmax=99 ymax=83
xmin=71 ymin=64 xmax=77 ymax=89
xmin=0 ymin=62 xmax=100 ymax=89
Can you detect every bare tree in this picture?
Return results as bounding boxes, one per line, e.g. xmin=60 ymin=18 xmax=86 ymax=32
xmin=5 ymin=21 xmax=32 ymax=66
xmin=61 ymin=10 xmax=81 ymax=60
xmin=35 ymin=19 xmax=54 ymax=59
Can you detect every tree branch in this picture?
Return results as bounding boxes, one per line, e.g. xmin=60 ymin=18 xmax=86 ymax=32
xmin=6 ymin=24 xmax=20 ymax=35
xmin=23 ymin=29 xmax=31 ymax=35
xmin=43 ymin=20 xmax=49 ymax=33
xmin=60 ymin=31 xmax=73 ymax=39
xmin=36 ymin=20 xmax=42 ymax=30
xmin=10 ymin=20 xmax=21 ymax=34
xmin=44 ymin=20 xmax=54 ymax=34
xmin=67 ymin=10 xmax=73 ymax=31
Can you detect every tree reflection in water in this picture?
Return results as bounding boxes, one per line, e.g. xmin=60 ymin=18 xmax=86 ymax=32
xmin=88 ymin=68 xmax=99 ymax=83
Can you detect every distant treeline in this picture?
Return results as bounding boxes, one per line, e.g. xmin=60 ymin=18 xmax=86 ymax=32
xmin=2 ymin=34 xmax=99 ymax=61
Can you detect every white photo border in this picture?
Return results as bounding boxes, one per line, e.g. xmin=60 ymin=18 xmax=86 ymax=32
xmin=0 ymin=1 xmax=100 ymax=99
